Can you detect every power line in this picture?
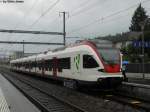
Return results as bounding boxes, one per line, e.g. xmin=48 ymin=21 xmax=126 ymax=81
xmin=69 ymin=0 xmax=91 ymax=14
xmin=12 ymin=0 xmax=60 ymax=50
xmin=68 ymin=0 xmax=150 ymax=34
xmin=45 ymin=0 xmax=92 ymax=26
xmin=14 ymin=0 xmax=39 ymax=29
xmin=0 ymin=29 xmax=64 ymax=35
xmin=69 ymin=0 xmax=107 ymax=18
xmin=43 ymin=0 xmax=92 ymax=32
xmin=6 ymin=0 xmax=40 ymax=50
xmin=87 ymin=13 xmax=131 ymax=37
xmin=28 ymin=0 xmax=60 ymax=29
xmin=34 ymin=0 xmax=92 ymax=47
xmin=0 ymin=41 xmax=64 ymax=45
xmin=74 ymin=0 xmax=91 ymax=9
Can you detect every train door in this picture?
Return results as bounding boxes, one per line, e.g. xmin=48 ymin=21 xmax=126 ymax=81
xmin=35 ymin=59 xmax=37 ymax=73
xmin=72 ymin=54 xmax=81 ymax=77
xmin=52 ymin=57 xmax=58 ymax=76
xmin=29 ymin=61 xmax=31 ymax=72
xmin=42 ymin=59 xmax=45 ymax=75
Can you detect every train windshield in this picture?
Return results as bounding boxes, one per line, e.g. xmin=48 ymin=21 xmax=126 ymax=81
xmin=98 ymin=48 xmax=120 ymax=64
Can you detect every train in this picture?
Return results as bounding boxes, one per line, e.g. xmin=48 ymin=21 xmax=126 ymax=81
xmin=10 ymin=40 xmax=123 ymax=89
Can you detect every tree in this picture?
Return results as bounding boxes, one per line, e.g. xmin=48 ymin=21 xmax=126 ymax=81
xmin=129 ymin=3 xmax=149 ymax=31
xmin=125 ymin=4 xmax=150 ymax=62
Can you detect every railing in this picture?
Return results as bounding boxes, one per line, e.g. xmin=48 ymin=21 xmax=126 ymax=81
xmin=126 ymin=63 xmax=150 ymax=73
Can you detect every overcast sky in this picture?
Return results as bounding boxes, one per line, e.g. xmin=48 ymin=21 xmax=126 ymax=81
xmin=0 ymin=0 xmax=150 ymax=54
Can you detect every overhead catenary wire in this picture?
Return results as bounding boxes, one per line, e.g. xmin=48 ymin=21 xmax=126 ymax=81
xmin=69 ymin=0 xmax=108 ymax=19
xmin=28 ymin=0 xmax=60 ymax=29
xmin=68 ymin=0 xmax=150 ymax=34
xmin=6 ymin=0 xmax=38 ymax=39
xmin=6 ymin=0 xmax=61 ymax=54
xmin=30 ymin=0 xmax=93 ymax=49
xmin=2 ymin=0 xmax=150 ymax=53
xmin=36 ymin=0 xmax=93 ymax=49
xmin=1 ymin=0 xmax=106 ymax=53
xmin=45 ymin=0 xmax=91 ymax=29
xmin=83 ymin=12 xmax=132 ymax=37
xmin=14 ymin=0 xmax=39 ymax=29
xmin=6 ymin=0 xmax=40 ymax=52
xmin=19 ymin=0 xmax=60 ymax=52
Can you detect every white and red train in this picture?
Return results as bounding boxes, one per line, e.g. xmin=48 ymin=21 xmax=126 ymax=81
xmin=10 ymin=40 xmax=123 ymax=89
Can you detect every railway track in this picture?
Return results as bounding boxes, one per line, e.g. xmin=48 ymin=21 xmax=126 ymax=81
xmin=83 ymin=84 xmax=150 ymax=112
xmin=116 ymin=81 xmax=150 ymax=102
xmin=0 ymin=68 xmax=148 ymax=112
xmin=103 ymin=92 xmax=150 ymax=112
xmin=1 ymin=71 xmax=86 ymax=112
xmin=81 ymin=88 xmax=150 ymax=112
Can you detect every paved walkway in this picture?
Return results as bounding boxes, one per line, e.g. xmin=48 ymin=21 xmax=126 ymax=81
xmin=125 ymin=73 xmax=150 ymax=85
xmin=126 ymin=73 xmax=150 ymax=79
xmin=0 ymin=88 xmax=10 ymax=112
xmin=0 ymin=73 xmax=40 ymax=112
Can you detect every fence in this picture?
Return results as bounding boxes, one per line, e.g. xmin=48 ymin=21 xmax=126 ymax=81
xmin=126 ymin=63 xmax=150 ymax=73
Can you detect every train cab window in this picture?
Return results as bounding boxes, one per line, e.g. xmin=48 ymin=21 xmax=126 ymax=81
xmin=83 ymin=55 xmax=99 ymax=68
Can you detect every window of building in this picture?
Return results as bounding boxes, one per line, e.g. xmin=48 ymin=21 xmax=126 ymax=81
xmin=83 ymin=55 xmax=99 ymax=68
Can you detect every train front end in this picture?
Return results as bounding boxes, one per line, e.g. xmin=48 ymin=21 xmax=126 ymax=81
xmin=84 ymin=40 xmax=123 ymax=89
xmin=96 ymin=47 xmax=123 ymax=89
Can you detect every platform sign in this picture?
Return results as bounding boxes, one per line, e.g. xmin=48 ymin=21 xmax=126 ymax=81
xmin=132 ymin=41 xmax=150 ymax=48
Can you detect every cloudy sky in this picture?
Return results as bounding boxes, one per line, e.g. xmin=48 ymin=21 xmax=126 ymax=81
xmin=0 ymin=0 xmax=150 ymax=54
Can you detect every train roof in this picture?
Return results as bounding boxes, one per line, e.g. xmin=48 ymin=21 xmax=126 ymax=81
xmin=10 ymin=40 xmax=117 ymax=63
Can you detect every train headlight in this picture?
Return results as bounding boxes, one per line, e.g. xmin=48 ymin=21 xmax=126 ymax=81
xmin=98 ymin=69 xmax=105 ymax=72
xmin=98 ymin=78 xmax=103 ymax=82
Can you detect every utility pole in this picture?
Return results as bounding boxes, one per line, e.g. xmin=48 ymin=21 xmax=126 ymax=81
xmin=141 ymin=24 xmax=145 ymax=79
xmin=23 ymin=40 xmax=24 ymax=57
xmin=139 ymin=18 xmax=149 ymax=79
xmin=59 ymin=12 xmax=68 ymax=46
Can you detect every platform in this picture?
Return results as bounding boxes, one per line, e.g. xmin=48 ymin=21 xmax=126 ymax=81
xmin=126 ymin=73 xmax=150 ymax=79
xmin=125 ymin=73 xmax=150 ymax=85
xmin=0 ymin=88 xmax=10 ymax=112
xmin=0 ymin=73 xmax=40 ymax=112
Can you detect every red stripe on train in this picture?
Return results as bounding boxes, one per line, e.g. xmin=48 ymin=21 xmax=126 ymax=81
xmin=105 ymin=64 xmax=120 ymax=73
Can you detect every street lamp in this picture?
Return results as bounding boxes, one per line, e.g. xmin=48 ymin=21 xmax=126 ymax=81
xmin=139 ymin=18 xmax=149 ymax=79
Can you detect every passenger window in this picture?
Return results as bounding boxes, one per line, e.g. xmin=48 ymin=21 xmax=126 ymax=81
xmin=83 ymin=55 xmax=99 ymax=68
xmin=45 ymin=59 xmax=52 ymax=71
xmin=59 ymin=57 xmax=70 ymax=69
xmin=37 ymin=61 xmax=42 ymax=70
